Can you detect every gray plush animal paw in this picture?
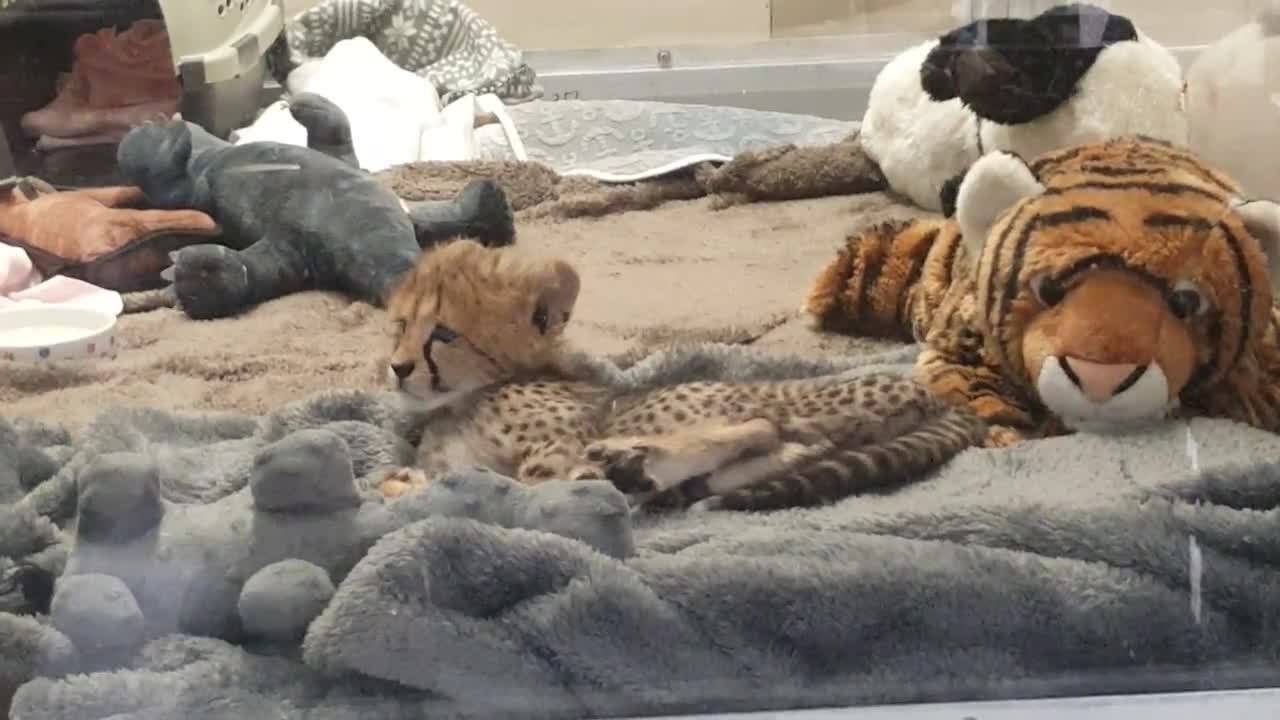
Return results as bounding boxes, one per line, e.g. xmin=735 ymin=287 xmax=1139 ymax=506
xmin=0 ymin=418 xmax=67 ymax=503
xmin=250 ymin=429 xmax=362 ymax=512
xmin=50 ymin=573 xmax=145 ymax=656
xmin=238 ymin=559 xmax=335 ymax=642
xmin=56 ymin=428 xmax=400 ymax=649
xmin=161 ymin=244 xmax=252 ymax=320
xmin=391 ymin=467 xmax=636 ymax=559
xmin=286 ymin=92 xmax=358 ymax=168
xmin=406 ymin=178 xmax=515 ymax=249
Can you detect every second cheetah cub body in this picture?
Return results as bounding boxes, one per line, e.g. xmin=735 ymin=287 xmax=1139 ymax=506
xmin=380 ymin=240 xmax=985 ymax=511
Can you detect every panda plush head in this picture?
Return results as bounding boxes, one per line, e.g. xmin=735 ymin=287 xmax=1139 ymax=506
xmin=857 ymin=1 xmax=1185 ymax=213
xmin=920 ymin=3 xmax=1142 ymax=126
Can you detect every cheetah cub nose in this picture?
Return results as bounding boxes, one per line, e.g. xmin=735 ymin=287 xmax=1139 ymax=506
xmin=390 ymin=362 xmax=415 ymax=379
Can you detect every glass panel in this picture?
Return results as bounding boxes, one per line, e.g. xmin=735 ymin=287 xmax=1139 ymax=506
xmin=457 ymin=0 xmax=1272 ymax=51
xmin=2 ymin=1 xmax=1279 ymax=719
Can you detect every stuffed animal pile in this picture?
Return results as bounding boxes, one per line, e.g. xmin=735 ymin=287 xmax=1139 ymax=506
xmin=864 ymin=1 xmax=1187 ymax=212
xmin=708 ymin=2 xmax=1189 ymax=213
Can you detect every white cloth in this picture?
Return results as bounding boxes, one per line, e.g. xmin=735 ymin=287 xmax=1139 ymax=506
xmin=230 ymin=37 xmax=525 ymax=172
xmin=230 ymin=100 xmax=307 ymax=147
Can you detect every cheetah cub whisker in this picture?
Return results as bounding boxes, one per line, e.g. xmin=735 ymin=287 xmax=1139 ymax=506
xmin=376 ymin=239 xmax=987 ymax=512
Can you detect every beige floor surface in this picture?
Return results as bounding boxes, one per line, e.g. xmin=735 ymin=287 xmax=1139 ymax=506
xmin=0 ymin=192 xmax=918 ymax=428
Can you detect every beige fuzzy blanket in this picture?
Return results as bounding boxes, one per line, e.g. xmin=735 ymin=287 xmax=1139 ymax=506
xmin=0 ymin=164 xmax=921 ymax=427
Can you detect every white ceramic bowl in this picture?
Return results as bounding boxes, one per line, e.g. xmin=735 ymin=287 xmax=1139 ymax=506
xmin=0 ymin=306 xmax=118 ymax=362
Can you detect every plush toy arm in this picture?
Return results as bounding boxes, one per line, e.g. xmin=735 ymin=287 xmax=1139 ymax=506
xmin=287 ymin=92 xmax=361 ymax=168
xmin=703 ymin=132 xmax=886 ymax=209
xmin=406 ymin=178 xmax=515 ymax=249
xmin=165 ymin=239 xmax=307 ymax=319
xmin=1191 ymin=332 xmax=1280 ymax=435
xmin=802 ymin=217 xmax=952 ymax=341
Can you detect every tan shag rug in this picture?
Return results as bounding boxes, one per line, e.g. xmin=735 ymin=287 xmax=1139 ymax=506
xmin=0 ymin=163 xmax=927 ymax=427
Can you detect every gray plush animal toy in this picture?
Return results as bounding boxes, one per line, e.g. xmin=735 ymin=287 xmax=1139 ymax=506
xmin=115 ymin=93 xmax=514 ymax=319
xmin=36 ymin=436 xmax=630 ymax=654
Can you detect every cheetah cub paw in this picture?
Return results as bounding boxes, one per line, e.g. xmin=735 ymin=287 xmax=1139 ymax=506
xmin=567 ymin=464 xmax=606 ymax=482
xmin=584 ymin=441 xmax=660 ymax=494
xmin=378 ymin=466 xmax=429 ymax=499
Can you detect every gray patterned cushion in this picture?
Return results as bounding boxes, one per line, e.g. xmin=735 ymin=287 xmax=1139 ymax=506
xmin=277 ymin=0 xmax=541 ymax=104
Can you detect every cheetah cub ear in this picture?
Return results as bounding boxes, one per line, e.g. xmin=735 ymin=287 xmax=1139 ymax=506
xmin=529 ymin=259 xmax=580 ymax=335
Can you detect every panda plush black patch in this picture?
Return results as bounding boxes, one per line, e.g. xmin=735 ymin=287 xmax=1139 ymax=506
xmin=921 ymin=4 xmax=1139 ymax=125
xmin=857 ymin=1 xmax=1187 ymax=212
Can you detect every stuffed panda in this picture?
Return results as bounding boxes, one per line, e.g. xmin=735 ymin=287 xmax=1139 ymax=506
xmin=702 ymin=3 xmax=1188 ymax=213
xmin=860 ymin=2 xmax=1188 ymax=213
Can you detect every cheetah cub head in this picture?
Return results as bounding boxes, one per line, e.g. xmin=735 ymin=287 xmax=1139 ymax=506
xmin=385 ymin=239 xmax=581 ymax=400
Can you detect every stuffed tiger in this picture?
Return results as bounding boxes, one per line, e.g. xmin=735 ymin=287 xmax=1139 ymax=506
xmin=802 ymin=136 xmax=1280 ymax=446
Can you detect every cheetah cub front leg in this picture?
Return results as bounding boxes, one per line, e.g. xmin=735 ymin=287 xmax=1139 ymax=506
xmin=581 ymin=418 xmax=781 ymax=499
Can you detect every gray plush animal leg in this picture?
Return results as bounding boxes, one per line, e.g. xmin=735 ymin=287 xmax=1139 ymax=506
xmin=406 ymin=178 xmax=515 ymax=249
xmin=162 ymin=238 xmax=306 ymax=319
xmin=286 ymin=92 xmax=360 ymax=168
xmin=335 ymin=241 xmax=419 ymax=308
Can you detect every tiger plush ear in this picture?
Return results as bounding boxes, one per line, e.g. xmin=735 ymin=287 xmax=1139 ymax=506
xmin=954 ymin=151 xmax=1045 ymax=260
xmin=1232 ymin=198 xmax=1280 ymax=291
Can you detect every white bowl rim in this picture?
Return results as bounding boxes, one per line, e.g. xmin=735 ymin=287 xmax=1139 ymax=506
xmin=0 ymin=306 xmax=117 ymax=349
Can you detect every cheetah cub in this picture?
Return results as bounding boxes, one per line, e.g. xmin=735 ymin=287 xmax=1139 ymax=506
xmin=378 ymin=239 xmax=985 ymax=511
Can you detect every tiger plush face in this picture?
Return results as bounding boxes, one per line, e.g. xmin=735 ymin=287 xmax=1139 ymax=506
xmin=953 ymin=136 xmax=1280 ymax=431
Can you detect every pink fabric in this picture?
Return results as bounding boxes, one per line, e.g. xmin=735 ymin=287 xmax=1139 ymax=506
xmin=0 ymin=243 xmax=40 ymax=294
xmin=21 ymin=93 xmax=176 ymax=141
xmin=75 ymin=19 xmax=180 ymax=109
xmin=20 ymin=19 xmax=180 ymax=141
xmin=0 ymin=244 xmax=122 ymax=314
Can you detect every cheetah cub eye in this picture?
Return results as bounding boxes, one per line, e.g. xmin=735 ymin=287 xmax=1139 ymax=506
xmin=429 ymin=325 xmax=458 ymax=343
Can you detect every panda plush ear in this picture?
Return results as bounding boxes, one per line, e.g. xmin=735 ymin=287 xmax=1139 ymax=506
xmin=1232 ymin=198 xmax=1280 ymax=292
xmin=954 ymin=151 xmax=1045 ymax=260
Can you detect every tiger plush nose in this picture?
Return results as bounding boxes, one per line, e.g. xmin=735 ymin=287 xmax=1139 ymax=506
xmin=1057 ymin=357 xmax=1147 ymax=403
xmin=390 ymin=362 xmax=415 ymax=379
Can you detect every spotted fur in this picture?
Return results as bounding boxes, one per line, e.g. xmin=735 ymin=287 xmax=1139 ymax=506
xmin=380 ymin=240 xmax=985 ymax=512
xmin=804 ymin=136 xmax=1280 ymax=444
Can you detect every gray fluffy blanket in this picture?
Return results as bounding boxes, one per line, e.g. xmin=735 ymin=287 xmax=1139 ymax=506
xmin=3 ymin=343 xmax=1280 ymax=719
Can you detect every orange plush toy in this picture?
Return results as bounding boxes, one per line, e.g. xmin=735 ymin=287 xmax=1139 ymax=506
xmin=802 ymin=136 xmax=1280 ymax=447
xmin=0 ymin=177 xmax=221 ymax=292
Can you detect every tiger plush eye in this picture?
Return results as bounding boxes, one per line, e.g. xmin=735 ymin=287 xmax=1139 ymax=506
xmin=1029 ymin=274 xmax=1066 ymax=307
xmin=1168 ymin=282 xmax=1206 ymax=320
